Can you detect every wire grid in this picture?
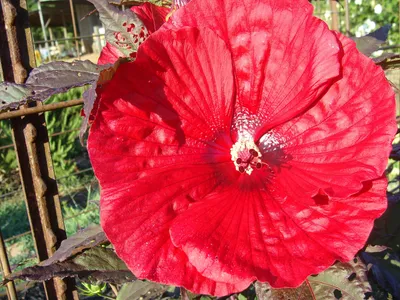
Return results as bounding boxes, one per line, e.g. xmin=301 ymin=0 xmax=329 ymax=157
xmin=0 ymin=106 xmax=99 ymax=299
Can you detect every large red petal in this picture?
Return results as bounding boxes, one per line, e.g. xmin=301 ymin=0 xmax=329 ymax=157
xmin=266 ymin=33 xmax=397 ymax=199
xmin=98 ymin=43 xmax=124 ymax=65
xmin=90 ymin=0 xmax=395 ymax=294
xmin=170 ymin=177 xmax=388 ymax=288
xmin=89 ymin=27 xmax=243 ymax=295
xmin=98 ymin=3 xmax=169 ymax=65
xmin=169 ymin=0 xmax=342 ymax=137
xmin=97 ymin=175 xmax=249 ymax=295
xmin=133 ymin=27 xmax=235 ymax=141
xmin=131 ymin=2 xmax=169 ymax=34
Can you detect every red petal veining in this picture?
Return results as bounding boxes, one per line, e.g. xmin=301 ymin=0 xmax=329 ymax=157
xmin=89 ymin=0 xmax=396 ymax=295
xmin=169 ymin=0 xmax=342 ymax=139
xmin=269 ymin=33 xmax=397 ymax=200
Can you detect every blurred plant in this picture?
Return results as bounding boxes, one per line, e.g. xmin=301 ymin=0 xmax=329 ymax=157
xmin=312 ymin=0 xmax=400 ymax=44
xmin=0 ymin=196 xmax=30 ymax=239
xmin=77 ymin=282 xmax=112 ymax=299
xmin=0 ymin=120 xmax=19 ymax=194
xmin=62 ymin=184 xmax=100 ymax=237
xmin=45 ymin=88 xmax=85 ymax=178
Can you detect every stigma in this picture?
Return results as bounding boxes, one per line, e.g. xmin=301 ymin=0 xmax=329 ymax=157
xmin=230 ymin=139 xmax=263 ymax=175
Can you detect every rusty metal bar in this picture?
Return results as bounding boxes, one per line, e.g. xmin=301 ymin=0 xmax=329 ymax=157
xmin=0 ymin=128 xmax=81 ymax=152
xmin=33 ymin=34 xmax=104 ymax=44
xmin=57 ymin=167 xmax=93 ymax=180
xmin=0 ymin=0 xmax=79 ymax=297
xmin=10 ymin=113 xmax=79 ymax=300
xmin=0 ymin=144 xmax=14 ymax=151
xmin=0 ymin=188 xmax=21 ymax=199
xmin=64 ymin=208 xmax=98 ymax=221
xmin=24 ymin=124 xmax=60 ymax=255
xmin=68 ymin=0 xmax=80 ymax=59
xmin=0 ymin=230 xmax=18 ymax=300
xmin=4 ymin=231 xmax=31 ymax=243
xmin=50 ymin=128 xmax=79 ymax=137
xmin=0 ymin=99 xmax=84 ymax=120
xmin=330 ymin=0 xmax=339 ymax=31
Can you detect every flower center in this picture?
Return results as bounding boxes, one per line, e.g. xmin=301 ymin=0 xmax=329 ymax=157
xmin=230 ymin=139 xmax=263 ymax=175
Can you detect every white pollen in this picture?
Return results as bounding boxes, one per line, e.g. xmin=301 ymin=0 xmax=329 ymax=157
xmin=230 ymin=139 xmax=262 ymax=175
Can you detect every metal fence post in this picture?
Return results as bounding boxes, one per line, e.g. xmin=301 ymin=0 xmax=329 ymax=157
xmin=330 ymin=0 xmax=339 ymax=31
xmin=0 ymin=230 xmax=17 ymax=300
xmin=69 ymin=0 xmax=80 ymax=59
xmin=0 ymin=0 xmax=79 ymax=298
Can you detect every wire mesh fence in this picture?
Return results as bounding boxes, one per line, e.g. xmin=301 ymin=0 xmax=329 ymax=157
xmin=0 ymin=102 xmax=98 ymax=299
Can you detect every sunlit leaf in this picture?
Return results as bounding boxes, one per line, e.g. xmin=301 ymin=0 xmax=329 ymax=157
xmin=260 ymin=258 xmax=372 ymax=300
xmin=0 ymin=82 xmax=35 ymax=110
xmin=0 ymin=60 xmax=109 ymax=112
xmin=41 ymin=225 xmax=107 ymax=266
xmin=365 ymin=245 xmax=389 ymax=254
xmin=308 ymin=258 xmax=372 ymax=299
xmin=237 ymin=294 xmax=247 ymax=300
xmin=255 ymin=281 xmax=314 ymax=300
xmin=117 ymin=280 xmax=168 ymax=300
xmin=2 ymin=246 xmax=135 ymax=285
xmin=353 ymin=25 xmax=390 ymax=57
xmin=87 ymin=0 xmax=148 ymax=56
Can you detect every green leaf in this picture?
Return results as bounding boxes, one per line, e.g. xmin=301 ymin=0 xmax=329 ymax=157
xmin=41 ymin=225 xmax=107 ymax=266
xmin=73 ymin=245 xmax=128 ymax=271
xmin=0 ymin=60 xmax=109 ymax=112
xmin=26 ymin=60 xmax=105 ymax=89
xmin=354 ymin=35 xmax=385 ymax=57
xmin=308 ymin=258 xmax=372 ymax=299
xmin=258 ymin=257 xmax=372 ymax=300
xmin=353 ymin=25 xmax=390 ymax=57
xmin=2 ymin=246 xmax=135 ymax=285
xmin=238 ymin=294 xmax=247 ymax=300
xmin=87 ymin=0 xmax=148 ymax=56
xmin=117 ymin=280 xmax=168 ymax=300
xmin=255 ymin=281 xmax=313 ymax=300
xmin=0 ymin=82 xmax=35 ymax=110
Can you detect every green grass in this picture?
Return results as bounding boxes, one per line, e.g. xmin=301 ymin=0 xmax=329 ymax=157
xmin=0 ymin=193 xmax=30 ymax=240
xmin=62 ymin=183 xmax=100 ymax=237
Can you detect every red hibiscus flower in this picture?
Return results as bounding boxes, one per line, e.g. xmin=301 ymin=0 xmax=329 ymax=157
xmin=97 ymin=2 xmax=169 ymax=65
xmin=88 ymin=0 xmax=397 ymax=296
